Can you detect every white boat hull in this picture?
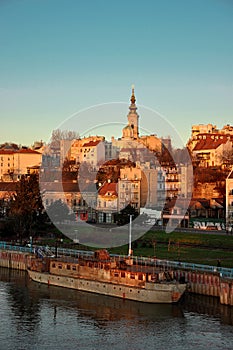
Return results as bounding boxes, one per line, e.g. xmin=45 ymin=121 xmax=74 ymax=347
xmin=28 ymin=269 xmax=186 ymax=303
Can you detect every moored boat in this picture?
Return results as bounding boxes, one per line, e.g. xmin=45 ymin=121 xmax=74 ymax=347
xmin=27 ymin=249 xmax=186 ymax=303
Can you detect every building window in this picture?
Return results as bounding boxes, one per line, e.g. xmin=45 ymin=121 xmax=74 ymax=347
xmin=106 ymin=213 xmax=112 ymax=223
xmin=98 ymin=212 xmax=104 ymax=223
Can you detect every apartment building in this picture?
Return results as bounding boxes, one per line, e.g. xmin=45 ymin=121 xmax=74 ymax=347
xmin=192 ymin=134 xmax=232 ymax=167
xmin=226 ymin=169 xmax=233 ymax=230
xmin=96 ymin=182 xmax=118 ymax=223
xmin=118 ymin=167 xmax=141 ymax=212
xmin=0 ymin=149 xmax=42 ymax=181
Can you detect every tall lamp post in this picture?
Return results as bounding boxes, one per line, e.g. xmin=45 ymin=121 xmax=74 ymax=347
xmin=128 ymin=214 xmax=133 ymax=257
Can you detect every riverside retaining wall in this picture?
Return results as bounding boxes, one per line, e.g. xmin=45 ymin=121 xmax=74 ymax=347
xmin=1 ymin=249 xmax=233 ymax=306
xmin=0 ymin=250 xmax=31 ymax=270
xmin=174 ymin=270 xmax=233 ymax=306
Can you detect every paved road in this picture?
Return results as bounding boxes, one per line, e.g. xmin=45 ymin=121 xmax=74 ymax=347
xmin=150 ymin=225 xmax=229 ymax=235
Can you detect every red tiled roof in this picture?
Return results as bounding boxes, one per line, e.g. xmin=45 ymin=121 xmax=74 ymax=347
xmin=98 ymin=182 xmax=117 ymax=196
xmin=18 ymin=149 xmax=41 ymax=154
xmin=40 ymin=181 xmax=80 ymax=192
xmin=193 ymin=134 xmax=229 ymax=151
xmin=0 ymin=149 xmax=41 ymax=155
xmin=82 ymin=140 xmax=101 ymax=147
xmin=0 ymin=150 xmax=14 ymax=155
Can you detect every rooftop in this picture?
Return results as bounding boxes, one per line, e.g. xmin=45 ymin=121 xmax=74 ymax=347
xmin=193 ymin=134 xmax=230 ymax=151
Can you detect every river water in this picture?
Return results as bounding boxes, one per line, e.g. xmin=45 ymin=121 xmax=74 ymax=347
xmin=0 ymin=268 xmax=233 ymax=350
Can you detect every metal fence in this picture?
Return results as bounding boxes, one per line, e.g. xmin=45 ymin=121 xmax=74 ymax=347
xmin=0 ymin=241 xmax=233 ymax=279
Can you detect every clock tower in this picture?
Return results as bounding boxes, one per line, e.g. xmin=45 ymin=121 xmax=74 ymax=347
xmin=122 ymin=86 xmax=139 ymax=140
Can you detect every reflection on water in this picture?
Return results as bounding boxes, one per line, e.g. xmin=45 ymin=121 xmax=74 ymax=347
xmin=182 ymin=293 xmax=233 ymax=326
xmin=0 ymin=267 xmax=233 ymax=350
xmin=0 ymin=267 xmax=184 ymax=322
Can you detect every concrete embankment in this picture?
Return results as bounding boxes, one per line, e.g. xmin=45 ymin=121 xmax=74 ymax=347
xmin=0 ymin=250 xmax=32 ymax=271
xmin=174 ymin=270 xmax=233 ymax=306
xmin=1 ymin=249 xmax=233 ymax=306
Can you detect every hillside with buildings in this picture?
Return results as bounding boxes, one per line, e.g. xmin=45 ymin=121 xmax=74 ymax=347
xmin=0 ymin=89 xmax=233 ymax=237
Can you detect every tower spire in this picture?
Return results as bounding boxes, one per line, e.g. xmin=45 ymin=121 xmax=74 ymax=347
xmin=130 ymin=84 xmax=136 ymax=105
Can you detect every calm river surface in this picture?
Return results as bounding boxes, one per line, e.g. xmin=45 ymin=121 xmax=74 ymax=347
xmin=0 ymin=268 xmax=233 ymax=350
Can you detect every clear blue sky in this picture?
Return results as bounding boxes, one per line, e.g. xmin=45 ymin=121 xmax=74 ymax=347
xmin=0 ymin=0 xmax=232 ymax=148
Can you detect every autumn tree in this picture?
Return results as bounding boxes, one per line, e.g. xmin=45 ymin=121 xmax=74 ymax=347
xmin=116 ymin=204 xmax=139 ymax=226
xmin=8 ymin=174 xmax=44 ymax=241
xmin=46 ymin=199 xmax=70 ymax=223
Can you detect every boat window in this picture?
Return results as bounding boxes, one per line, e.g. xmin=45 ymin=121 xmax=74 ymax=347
xmin=72 ymin=266 xmax=76 ymax=271
xmin=58 ymin=264 xmax=62 ymax=269
xmin=138 ymin=273 xmax=143 ymax=281
xmin=51 ymin=263 xmax=56 ymax=268
xmin=121 ymin=272 xmax=125 ymax=278
xmin=130 ymin=274 xmax=135 ymax=279
xmin=114 ymin=272 xmax=119 ymax=277
xmin=67 ymin=264 xmax=71 ymax=270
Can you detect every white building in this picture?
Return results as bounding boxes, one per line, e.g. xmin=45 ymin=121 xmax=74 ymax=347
xmin=96 ymin=182 xmax=118 ymax=223
xmin=192 ymin=134 xmax=232 ymax=167
xmin=68 ymin=137 xmax=105 ymax=169
xmin=118 ymin=167 xmax=141 ymax=211
xmin=226 ymin=168 xmax=233 ymax=229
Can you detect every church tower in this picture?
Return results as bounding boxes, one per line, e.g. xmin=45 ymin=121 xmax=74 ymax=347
xmin=122 ymin=86 xmax=139 ymax=140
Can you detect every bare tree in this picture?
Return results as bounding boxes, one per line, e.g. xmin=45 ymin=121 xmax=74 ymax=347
xmin=50 ymin=129 xmax=80 ymax=149
xmin=220 ymin=149 xmax=233 ymax=168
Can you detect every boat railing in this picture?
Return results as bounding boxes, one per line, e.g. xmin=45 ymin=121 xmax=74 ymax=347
xmin=0 ymin=241 xmax=32 ymax=253
xmin=0 ymin=241 xmax=233 ymax=279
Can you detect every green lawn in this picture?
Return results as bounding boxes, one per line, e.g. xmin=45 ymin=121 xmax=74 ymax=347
xmin=22 ymin=225 xmax=233 ymax=269
xmin=108 ymin=230 xmax=233 ymax=268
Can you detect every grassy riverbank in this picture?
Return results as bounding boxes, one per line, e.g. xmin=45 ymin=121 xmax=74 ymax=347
xmin=108 ymin=230 xmax=233 ymax=268
xmin=2 ymin=224 xmax=233 ymax=268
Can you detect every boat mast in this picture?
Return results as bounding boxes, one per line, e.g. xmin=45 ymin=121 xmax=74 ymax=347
xmin=128 ymin=214 xmax=132 ymax=257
